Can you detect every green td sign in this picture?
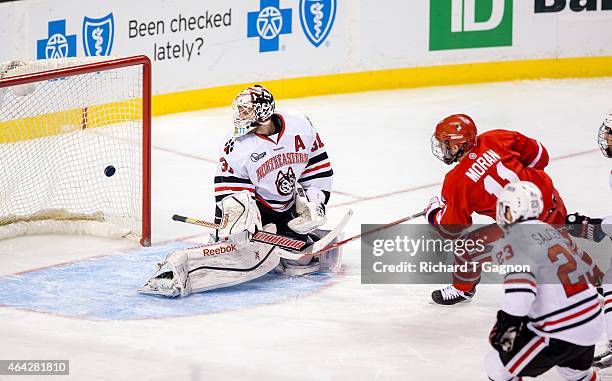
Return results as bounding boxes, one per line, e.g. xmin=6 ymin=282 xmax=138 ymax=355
xmin=430 ymin=0 xmax=513 ymax=50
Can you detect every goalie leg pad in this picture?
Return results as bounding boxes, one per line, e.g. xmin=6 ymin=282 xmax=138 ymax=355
xmin=274 ymin=256 xmax=321 ymax=276
xmin=273 ymin=229 xmax=344 ymax=275
xmin=314 ymin=229 xmax=344 ymax=273
xmin=140 ymin=225 xmax=280 ymax=297
xmin=187 ymin=245 xmax=279 ymax=294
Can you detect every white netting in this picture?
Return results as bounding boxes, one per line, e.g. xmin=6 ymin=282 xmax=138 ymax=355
xmin=0 ymin=57 xmax=146 ymax=242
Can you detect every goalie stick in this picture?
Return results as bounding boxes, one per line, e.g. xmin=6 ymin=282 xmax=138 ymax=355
xmin=251 ymin=210 xmax=426 ymax=259
xmin=172 ymin=210 xmax=425 ymax=260
xmin=171 ymin=212 xmax=307 ymax=255
xmin=172 ymin=214 xmax=228 ymax=229
xmin=266 ymin=210 xmax=424 ymax=260
xmin=251 ymin=209 xmax=354 ymax=260
xmin=171 ymin=210 xmax=353 ymax=260
xmin=250 ymin=230 xmax=309 ymax=251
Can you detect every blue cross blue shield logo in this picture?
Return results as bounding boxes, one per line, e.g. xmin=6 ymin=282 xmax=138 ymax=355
xmin=82 ymin=13 xmax=115 ymax=57
xmin=247 ymin=0 xmax=292 ymax=53
xmin=37 ymin=20 xmax=77 ymax=59
xmin=299 ymin=0 xmax=336 ymax=47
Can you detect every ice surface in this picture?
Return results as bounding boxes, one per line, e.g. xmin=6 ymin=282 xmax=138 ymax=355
xmin=1 ymin=78 xmax=611 ymax=380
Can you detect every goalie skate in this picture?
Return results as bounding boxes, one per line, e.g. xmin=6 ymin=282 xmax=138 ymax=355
xmin=139 ymin=251 xmax=190 ymax=298
xmin=138 ymin=268 xmax=180 ymax=298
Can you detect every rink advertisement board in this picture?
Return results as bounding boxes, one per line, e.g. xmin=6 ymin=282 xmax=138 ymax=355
xmin=1 ymin=0 xmax=612 ymax=112
xmin=0 ymin=0 xmax=352 ymax=97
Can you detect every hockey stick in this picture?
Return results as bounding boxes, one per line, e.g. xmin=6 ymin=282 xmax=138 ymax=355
xmin=173 ymin=209 xmax=421 ymax=259
xmin=172 ymin=214 xmax=229 ymax=229
xmin=171 ymin=213 xmax=312 ymax=259
xmin=268 ymin=209 xmax=420 ymax=260
xmin=250 ymin=230 xmax=309 ymax=251
xmin=310 ymin=211 xmax=425 ymax=256
xmin=305 ymin=209 xmax=354 ymax=254
xmin=252 ymin=209 xmax=354 ymax=259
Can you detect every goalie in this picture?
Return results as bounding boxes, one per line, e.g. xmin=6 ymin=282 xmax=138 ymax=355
xmin=140 ymin=85 xmax=342 ymax=297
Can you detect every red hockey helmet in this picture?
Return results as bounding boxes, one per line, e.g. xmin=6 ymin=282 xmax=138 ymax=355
xmin=431 ymin=114 xmax=478 ymax=165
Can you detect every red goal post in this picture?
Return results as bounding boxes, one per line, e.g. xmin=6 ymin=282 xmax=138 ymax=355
xmin=0 ymin=56 xmax=151 ymax=246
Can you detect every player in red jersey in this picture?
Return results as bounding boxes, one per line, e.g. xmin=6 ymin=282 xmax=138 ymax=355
xmin=424 ymin=114 xmax=568 ymax=305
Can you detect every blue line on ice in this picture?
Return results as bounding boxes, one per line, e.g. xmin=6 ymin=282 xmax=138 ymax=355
xmin=0 ymin=242 xmax=334 ymax=320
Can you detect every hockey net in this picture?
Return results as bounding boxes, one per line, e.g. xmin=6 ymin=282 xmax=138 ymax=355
xmin=0 ymin=56 xmax=151 ymax=246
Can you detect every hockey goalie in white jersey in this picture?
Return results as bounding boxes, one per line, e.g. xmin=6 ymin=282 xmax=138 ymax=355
xmin=485 ymin=181 xmax=603 ymax=381
xmin=140 ymin=85 xmax=349 ymax=297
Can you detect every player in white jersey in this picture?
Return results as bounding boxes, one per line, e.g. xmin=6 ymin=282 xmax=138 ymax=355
xmin=485 ymin=182 xmax=603 ymax=381
xmin=213 ymin=84 xmax=333 ymax=240
xmin=139 ymin=85 xmax=340 ymax=297
xmin=565 ymin=109 xmax=612 ymax=364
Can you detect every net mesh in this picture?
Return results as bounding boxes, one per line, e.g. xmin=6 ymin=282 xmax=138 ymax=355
xmin=0 ymin=57 xmax=144 ymax=240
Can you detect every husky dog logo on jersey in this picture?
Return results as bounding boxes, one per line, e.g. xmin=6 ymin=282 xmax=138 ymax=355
xmin=276 ymin=167 xmax=296 ymax=195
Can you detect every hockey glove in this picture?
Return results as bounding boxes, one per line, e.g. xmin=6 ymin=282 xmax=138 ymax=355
xmin=489 ymin=310 xmax=527 ymax=353
xmin=565 ymin=213 xmax=606 ymax=243
xmin=288 ymin=185 xmax=327 ymax=234
xmin=424 ymin=196 xmax=444 ymax=225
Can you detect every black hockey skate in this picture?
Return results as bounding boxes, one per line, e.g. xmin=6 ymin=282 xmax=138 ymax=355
xmin=431 ymin=285 xmax=476 ymax=305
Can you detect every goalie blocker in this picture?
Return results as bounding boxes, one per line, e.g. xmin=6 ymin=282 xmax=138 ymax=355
xmin=139 ymin=191 xmax=347 ymax=297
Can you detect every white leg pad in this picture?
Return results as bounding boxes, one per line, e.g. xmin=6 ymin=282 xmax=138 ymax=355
xmin=319 ymin=232 xmax=344 ymax=273
xmin=140 ymin=225 xmax=280 ymax=297
xmin=274 ymin=256 xmax=321 ymax=276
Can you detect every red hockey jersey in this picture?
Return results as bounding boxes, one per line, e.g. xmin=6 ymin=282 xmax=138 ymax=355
xmin=431 ymin=130 xmax=565 ymax=231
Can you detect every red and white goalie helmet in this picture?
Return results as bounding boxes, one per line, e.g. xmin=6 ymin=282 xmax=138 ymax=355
xmin=496 ymin=181 xmax=544 ymax=226
xmin=599 ymin=109 xmax=612 ymax=158
xmin=431 ymin=114 xmax=478 ymax=165
xmin=232 ymin=84 xmax=275 ymax=137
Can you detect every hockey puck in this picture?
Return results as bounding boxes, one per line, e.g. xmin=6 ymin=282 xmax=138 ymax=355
xmin=104 ymin=165 xmax=116 ymax=177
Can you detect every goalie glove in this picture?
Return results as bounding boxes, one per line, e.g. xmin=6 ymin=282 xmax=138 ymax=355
xmin=217 ymin=191 xmax=262 ymax=248
xmin=288 ymin=185 xmax=327 ymax=235
xmin=489 ymin=310 xmax=527 ymax=353
xmin=565 ymin=213 xmax=606 ymax=243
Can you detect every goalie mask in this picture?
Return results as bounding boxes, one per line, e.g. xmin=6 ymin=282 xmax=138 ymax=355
xmin=431 ymin=114 xmax=477 ymax=165
xmin=496 ymin=181 xmax=544 ymax=226
xmin=232 ymin=85 xmax=275 ymax=137
xmin=599 ymin=109 xmax=612 ymax=158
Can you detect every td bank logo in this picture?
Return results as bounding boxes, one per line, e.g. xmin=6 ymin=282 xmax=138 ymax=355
xmin=430 ymin=0 xmax=513 ymax=51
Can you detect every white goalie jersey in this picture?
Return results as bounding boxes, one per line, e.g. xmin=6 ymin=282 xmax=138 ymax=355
xmin=490 ymin=220 xmax=604 ymax=346
xmin=213 ymin=109 xmax=333 ymax=222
